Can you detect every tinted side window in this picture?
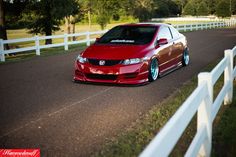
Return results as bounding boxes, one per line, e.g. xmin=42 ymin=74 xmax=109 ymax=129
xmin=169 ymin=26 xmax=179 ymax=39
xmin=157 ymin=26 xmax=172 ymax=40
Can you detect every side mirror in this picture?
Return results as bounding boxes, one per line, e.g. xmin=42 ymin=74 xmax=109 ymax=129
xmin=158 ymin=38 xmax=168 ymax=45
xmin=95 ymin=37 xmax=100 ymax=42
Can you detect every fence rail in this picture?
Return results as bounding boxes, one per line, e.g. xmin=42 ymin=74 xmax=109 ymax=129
xmin=1 ymin=19 xmax=236 ymax=62
xmin=152 ymin=17 xmax=234 ymax=22
xmin=0 ymin=30 xmax=107 ymax=62
xmin=139 ymin=46 xmax=236 ymax=157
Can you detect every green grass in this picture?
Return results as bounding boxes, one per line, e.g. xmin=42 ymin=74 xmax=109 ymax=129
xmin=92 ymin=61 xmax=236 ymax=157
xmin=212 ymin=81 xmax=236 ymax=157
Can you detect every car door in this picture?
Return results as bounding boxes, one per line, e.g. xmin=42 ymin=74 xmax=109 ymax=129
xmin=156 ymin=26 xmax=173 ymax=72
xmin=169 ymin=26 xmax=184 ymax=64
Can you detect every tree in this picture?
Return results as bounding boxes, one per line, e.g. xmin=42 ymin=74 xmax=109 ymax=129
xmin=173 ymin=0 xmax=188 ymax=14
xmin=133 ymin=0 xmax=154 ymax=22
xmin=196 ymin=1 xmax=209 ymax=16
xmin=0 ymin=0 xmax=7 ymax=41
xmin=4 ymin=0 xmax=30 ymax=29
xmin=207 ymin=0 xmax=217 ymax=14
xmin=25 ymin=0 xmax=79 ymax=45
xmin=153 ymin=0 xmax=180 ymax=17
xmin=216 ymin=0 xmax=231 ymax=17
xmin=183 ymin=0 xmax=197 ymax=15
xmin=231 ymin=0 xmax=236 ymax=14
xmin=64 ymin=0 xmax=81 ymax=40
xmin=79 ymin=0 xmax=92 ymax=31
xmin=92 ymin=0 xmax=122 ymax=29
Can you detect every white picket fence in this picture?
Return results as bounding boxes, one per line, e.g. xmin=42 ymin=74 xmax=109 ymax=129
xmin=0 ymin=30 xmax=107 ymax=62
xmin=1 ymin=19 xmax=236 ymax=62
xmin=174 ymin=20 xmax=236 ymax=32
xmin=152 ymin=17 xmax=231 ymax=22
xmin=140 ymin=46 xmax=236 ymax=157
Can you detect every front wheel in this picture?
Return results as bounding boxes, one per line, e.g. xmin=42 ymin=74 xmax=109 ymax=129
xmin=148 ymin=58 xmax=159 ymax=82
xmin=182 ymin=48 xmax=190 ymax=66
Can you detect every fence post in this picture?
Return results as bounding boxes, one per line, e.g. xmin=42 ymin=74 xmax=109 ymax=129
xmin=224 ymin=49 xmax=233 ymax=105
xmin=175 ymin=25 xmax=179 ymax=31
xmin=190 ymin=24 xmax=193 ymax=31
xmin=184 ymin=25 xmax=186 ymax=32
xmin=0 ymin=39 xmax=5 ymax=62
xmin=64 ymin=33 xmax=68 ymax=51
xmin=35 ymin=36 xmax=40 ymax=56
xmin=198 ymin=72 xmax=213 ymax=157
xmin=86 ymin=31 xmax=90 ymax=46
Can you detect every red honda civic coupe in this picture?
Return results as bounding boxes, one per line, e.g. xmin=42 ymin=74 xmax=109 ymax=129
xmin=74 ymin=23 xmax=189 ymax=84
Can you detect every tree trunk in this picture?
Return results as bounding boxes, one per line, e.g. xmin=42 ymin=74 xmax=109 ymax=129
xmin=0 ymin=0 xmax=9 ymax=49
xmin=72 ymin=23 xmax=76 ymax=41
xmin=45 ymin=29 xmax=52 ymax=45
xmin=88 ymin=10 xmax=91 ymax=31
xmin=69 ymin=15 xmax=74 ymax=41
xmin=69 ymin=15 xmax=76 ymax=41
xmin=65 ymin=16 xmax=71 ymax=40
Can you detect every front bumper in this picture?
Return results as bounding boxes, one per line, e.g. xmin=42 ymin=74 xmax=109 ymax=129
xmin=74 ymin=61 xmax=149 ymax=84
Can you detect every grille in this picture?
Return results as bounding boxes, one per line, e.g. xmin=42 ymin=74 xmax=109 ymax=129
xmin=86 ymin=74 xmax=117 ymax=80
xmin=88 ymin=59 xmax=122 ymax=66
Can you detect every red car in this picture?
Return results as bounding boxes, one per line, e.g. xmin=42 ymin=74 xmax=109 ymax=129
xmin=74 ymin=23 xmax=189 ymax=84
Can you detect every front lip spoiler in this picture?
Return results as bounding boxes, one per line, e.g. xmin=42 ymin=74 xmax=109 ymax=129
xmin=73 ymin=78 xmax=149 ymax=86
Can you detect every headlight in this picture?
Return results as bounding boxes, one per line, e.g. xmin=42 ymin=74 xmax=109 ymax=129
xmin=77 ymin=55 xmax=87 ymax=63
xmin=122 ymin=57 xmax=148 ymax=65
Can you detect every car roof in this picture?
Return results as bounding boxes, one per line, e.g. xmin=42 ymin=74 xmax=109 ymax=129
xmin=120 ymin=23 xmax=171 ymax=27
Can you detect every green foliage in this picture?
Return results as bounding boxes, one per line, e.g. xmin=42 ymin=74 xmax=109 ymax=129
xmin=196 ymin=1 xmax=209 ymax=16
xmin=4 ymin=0 xmax=30 ymax=29
xmin=183 ymin=0 xmax=197 ymax=15
xmin=216 ymin=0 xmax=231 ymax=17
xmin=91 ymin=0 xmax=122 ymax=29
xmin=131 ymin=0 xmax=154 ymax=22
xmin=4 ymin=0 xmax=236 ymax=33
xmin=207 ymin=0 xmax=217 ymax=14
xmin=233 ymin=0 xmax=236 ymax=14
xmin=24 ymin=0 xmax=79 ymax=44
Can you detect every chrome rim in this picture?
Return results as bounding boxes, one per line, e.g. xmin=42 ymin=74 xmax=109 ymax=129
xmin=184 ymin=50 xmax=189 ymax=65
xmin=151 ymin=59 xmax=159 ymax=80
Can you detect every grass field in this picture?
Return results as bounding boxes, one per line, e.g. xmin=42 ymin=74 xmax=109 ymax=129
xmin=7 ymin=20 xmax=217 ymax=40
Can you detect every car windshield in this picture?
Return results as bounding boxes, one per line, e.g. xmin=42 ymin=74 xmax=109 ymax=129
xmin=96 ymin=25 xmax=157 ymax=45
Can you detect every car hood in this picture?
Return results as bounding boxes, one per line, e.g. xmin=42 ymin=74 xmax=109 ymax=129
xmin=82 ymin=44 xmax=150 ymax=60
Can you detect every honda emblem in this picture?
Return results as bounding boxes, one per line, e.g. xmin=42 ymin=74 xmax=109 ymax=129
xmin=99 ymin=60 xmax=105 ymax=65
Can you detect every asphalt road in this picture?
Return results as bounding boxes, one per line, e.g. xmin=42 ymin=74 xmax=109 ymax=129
xmin=0 ymin=28 xmax=236 ymax=156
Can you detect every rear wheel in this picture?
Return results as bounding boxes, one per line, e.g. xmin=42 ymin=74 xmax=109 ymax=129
xmin=182 ymin=48 xmax=190 ymax=66
xmin=148 ymin=58 xmax=159 ymax=82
